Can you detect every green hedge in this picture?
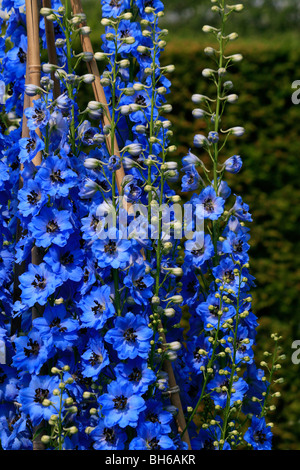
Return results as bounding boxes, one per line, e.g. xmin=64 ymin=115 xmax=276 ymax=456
xmin=160 ymin=38 xmax=300 ymax=449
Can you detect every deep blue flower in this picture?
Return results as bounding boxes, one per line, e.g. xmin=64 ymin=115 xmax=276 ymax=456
xmin=81 ymin=336 xmax=110 ymax=378
xmin=129 ymin=422 xmax=176 ymax=450
xmin=19 ymin=131 xmax=45 ymax=164
xmin=44 ymin=242 xmax=84 ymax=282
xmin=24 ymin=99 xmax=50 ymax=130
xmin=18 ymin=375 xmax=60 ymax=426
xmin=196 ymin=294 xmax=236 ymax=331
xmin=19 ymin=262 xmax=60 ymax=308
xmin=35 ymin=155 xmax=77 ymax=198
xmin=244 ymin=417 xmax=272 ymax=450
xmin=91 ymin=422 xmax=127 ymax=450
xmin=224 ymin=155 xmax=243 ymax=173
xmin=92 ymin=229 xmax=132 ymax=269
xmin=105 ymin=312 xmax=152 ymax=360
xmin=98 ymin=380 xmax=146 ymax=428
xmin=181 ymin=165 xmax=201 ymax=192
xmin=115 ymin=358 xmax=156 ymax=394
xmin=18 ymin=180 xmax=47 ymax=217
xmin=13 ymin=329 xmax=53 ymax=374
xmin=123 ymin=263 xmax=154 ymax=305
xmin=78 ymin=285 xmax=115 ymax=330
xmin=185 ymin=232 xmax=214 ymax=267
xmin=207 ymin=368 xmax=249 ymax=408
xmin=28 ymin=207 xmax=73 ymax=248
xmin=101 ymin=0 xmax=130 ymax=18
xmin=32 ymin=304 xmax=79 ymax=349
xmin=197 ymin=186 xmax=224 ymax=220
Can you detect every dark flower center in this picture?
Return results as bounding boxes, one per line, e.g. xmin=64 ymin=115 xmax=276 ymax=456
xmin=32 ymin=274 xmax=46 ymax=290
xmin=26 ymin=138 xmax=36 ymax=152
xmin=46 ymin=219 xmax=59 ymax=233
xmin=91 ymin=300 xmax=105 ymax=315
xmin=133 ymin=277 xmax=147 ymax=290
xmin=34 ymin=387 xmax=49 ymax=404
xmin=224 ymin=269 xmax=235 ymax=282
xmin=123 ymin=327 xmax=137 ymax=343
xmin=90 ymin=215 xmax=99 ymax=231
xmin=0 ymin=367 xmax=7 ymax=384
xmin=89 ymin=352 xmax=103 ymax=366
xmin=32 ymin=108 xmax=45 ymax=123
xmin=17 ymin=48 xmax=27 ymax=63
xmin=233 ymin=240 xmax=243 ymax=253
xmin=61 ymin=251 xmax=74 ymax=265
xmin=50 ymin=170 xmax=65 ymax=183
xmin=24 ymin=338 xmax=40 ymax=357
xmin=27 ymin=190 xmax=40 ymax=205
xmin=203 ymin=198 xmax=214 ymax=212
xmin=113 ymin=394 xmax=128 ymax=410
xmin=120 ymin=28 xmax=130 ymax=38
xmin=128 ymin=367 xmax=142 ymax=382
xmin=148 ymin=437 xmax=160 ymax=450
xmin=103 ymin=427 xmax=116 ymax=444
xmin=147 ymin=412 xmax=159 ymax=423
xmin=253 ymin=430 xmax=267 ymax=444
xmin=104 ymin=240 xmax=117 ymax=254
xmin=191 ymin=247 xmax=204 ymax=257
xmin=50 ymin=317 xmax=67 ymax=333
xmin=135 ymin=95 xmax=146 ymax=106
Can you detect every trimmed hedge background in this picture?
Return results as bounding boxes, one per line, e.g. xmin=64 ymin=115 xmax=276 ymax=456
xmin=160 ymin=38 xmax=300 ymax=450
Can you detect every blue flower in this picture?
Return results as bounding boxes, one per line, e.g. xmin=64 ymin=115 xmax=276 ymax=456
xmin=244 ymin=417 xmax=272 ymax=450
xmin=101 ymin=0 xmax=130 ymax=18
xmin=98 ymin=380 xmax=146 ymax=428
xmin=129 ymin=422 xmax=176 ymax=450
xmin=13 ymin=329 xmax=53 ymax=374
xmin=197 ymin=186 xmax=224 ymax=220
xmin=207 ymin=368 xmax=248 ymax=408
xmin=224 ymin=155 xmax=243 ymax=173
xmin=24 ymin=99 xmax=50 ymax=130
xmin=185 ymin=232 xmax=214 ymax=267
xmin=18 ymin=375 xmax=60 ymax=426
xmin=196 ymin=294 xmax=236 ymax=331
xmin=28 ymin=207 xmax=73 ymax=248
xmin=212 ymin=257 xmax=241 ymax=294
xmin=32 ymin=304 xmax=79 ymax=349
xmin=181 ymin=165 xmax=201 ymax=192
xmin=18 ymin=180 xmax=47 ymax=218
xmin=92 ymin=229 xmax=132 ymax=269
xmin=35 ymin=155 xmax=77 ymax=198
xmin=115 ymin=358 xmax=156 ymax=394
xmin=105 ymin=312 xmax=152 ymax=360
xmin=19 ymin=131 xmax=45 ymax=164
xmin=19 ymin=262 xmax=60 ymax=308
xmin=78 ymin=285 xmax=115 ymax=330
xmin=91 ymin=422 xmax=127 ymax=450
xmin=81 ymin=336 xmax=110 ymax=378
xmin=44 ymin=242 xmax=84 ymax=282
xmin=123 ymin=263 xmax=154 ymax=305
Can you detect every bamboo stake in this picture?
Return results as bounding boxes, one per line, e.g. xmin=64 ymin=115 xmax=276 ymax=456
xmin=70 ymin=0 xmax=125 ymax=195
xmin=25 ymin=0 xmax=45 ymax=451
xmin=70 ymin=0 xmax=191 ymax=449
xmin=42 ymin=0 xmax=61 ymax=99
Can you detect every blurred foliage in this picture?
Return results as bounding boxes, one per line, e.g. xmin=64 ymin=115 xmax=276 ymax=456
xmin=161 ymin=0 xmax=300 ymax=39
xmin=160 ymin=38 xmax=300 ymax=450
xmin=80 ymin=0 xmax=300 ymax=450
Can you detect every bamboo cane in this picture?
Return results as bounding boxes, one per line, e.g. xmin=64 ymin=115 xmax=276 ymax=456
xmin=69 ymin=0 xmax=191 ymax=448
xmin=42 ymin=0 xmax=61 ymax=99
xmin=25 ymin=0 xmax=45 ymax=451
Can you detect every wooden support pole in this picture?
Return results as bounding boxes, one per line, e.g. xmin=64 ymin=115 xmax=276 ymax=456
xmin=25 ymin=0 xmax=45 ymax=451
xmin=42 ymin=0 xmax=61 ymax=99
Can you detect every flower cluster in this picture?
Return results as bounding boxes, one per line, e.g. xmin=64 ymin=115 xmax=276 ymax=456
xmin=0 ymin=0 xmax=283 ymax=451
